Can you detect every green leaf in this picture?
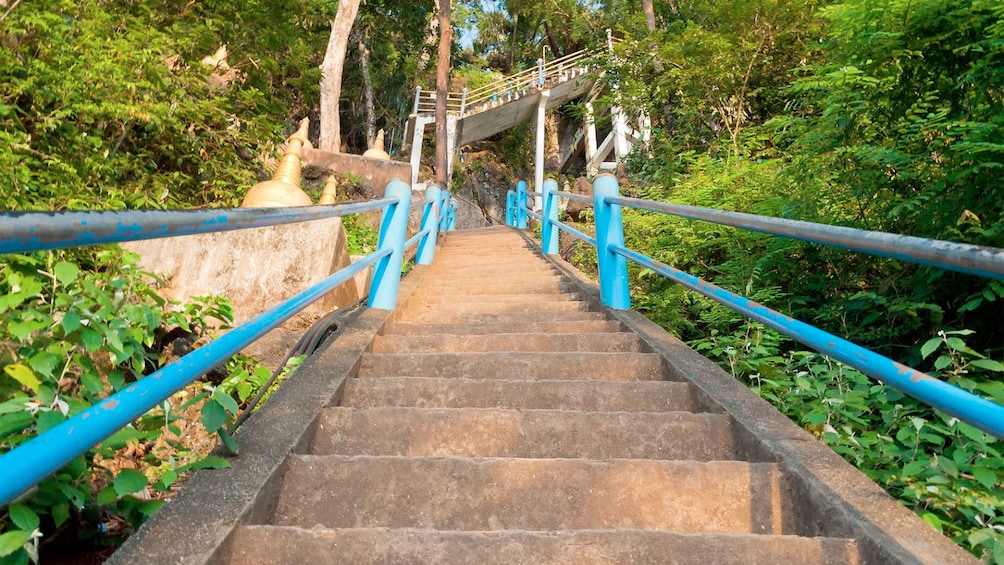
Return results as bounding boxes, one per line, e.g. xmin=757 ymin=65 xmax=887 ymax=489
xmin=28 ymin=352 xmax=60 ymax=379
xmin=901 ymin=459 xmax=928 ymax=477
xmin=7 ymin=319 xmax=47 ymax=341
xmin=53 ymin=261 xmax=79 ymax=285
xmin=55 ymin=483 xmax=86 ymax=509
xmin=0 ymin=399 xmax=30 ymax=415
xmin=96 ymin=486 xmax=118 ymax=506
xmin=79 ymin=327 xmax=104 ymax=352
xmin=0 ymin=410 xmax=34 ymax=439
xmin=177 ymin=455 xmax=230 ymax=473
xmin=971 ymin=466 xmax=997 ymax=490
xmin=218 ymin=428 xmax=239 ymax=455
xmin=969 ymin=359 xmax=1004 ymax=372
xmin=100 ymin=426 xmax=143 ymax=449
xmin=51 ymin=503 xmax=70 ymax=528
xmin=113 ymin=468 xmax=148 ymax=497
xmin=919 ymin=338 xmax=940 ymax=360
xmin=212 ymin=389 xmax=239 ymax=416
xmin=933 ymin=355 xmax=952 ymax=370
xmin=7 ymin=504 xmax=39 ymax=532
xmin=0 ymin=530 xmax=32 ymax=558
xmin=61 ymin=310 xmax=81 ymax=334
xmin=36 ymin=410 xmax=66 ymax=434
xmin=3 ymin=364 xmax=41 ymax=393
xmin=200 ymin=400 xmax=227 ymax=432
xmin=920 ymin=512 xmax=944 ymax=532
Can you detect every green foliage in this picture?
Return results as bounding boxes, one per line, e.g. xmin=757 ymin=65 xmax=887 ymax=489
xmin=0 ymin=247 xmax=235 ymax=562
xmin=694 ymin=325 xmax=1004 ymax=561
xmin=596 ymin=0 xmax=1004 ymax=559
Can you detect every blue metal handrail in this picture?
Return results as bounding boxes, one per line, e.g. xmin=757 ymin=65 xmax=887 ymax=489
xmin=0 ymin=199 xmax=395 ymax=255
xmin=528 ymin=173 xmax=1004 ymax=439
xmin=0 ymin=179 xmax=454 ymax=507
xmin=606 ymin=195 xmax=1004 ymax=280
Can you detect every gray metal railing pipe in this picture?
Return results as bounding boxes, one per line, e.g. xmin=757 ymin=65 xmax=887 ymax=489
xmin=0 ymin=199 xmax=395 ymax=255
xmin=607 ymin=195 xmax=1004 ymax=280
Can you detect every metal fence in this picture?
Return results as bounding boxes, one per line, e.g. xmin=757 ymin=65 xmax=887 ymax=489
xmin=0 ymin=180 xmax=456 ymax=506
xmin=507 ymin=176 xmax=1004 ymax=440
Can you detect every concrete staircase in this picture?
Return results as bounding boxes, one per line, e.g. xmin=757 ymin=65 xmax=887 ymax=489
xmin=220 ymin=227 xmax=861 ymax=564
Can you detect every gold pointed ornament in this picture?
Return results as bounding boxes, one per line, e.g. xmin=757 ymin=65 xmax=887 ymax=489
xmin=317 ymin=174 xmax=339 ymax=205
xmin=362 ymin=129 xmax=390 ymax=160
xmin=241 ymin=118 xmax=314 ymax=207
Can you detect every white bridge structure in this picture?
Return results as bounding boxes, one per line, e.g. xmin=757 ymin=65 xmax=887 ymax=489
xmin=406 ymin=33 xmax=651 ymax=206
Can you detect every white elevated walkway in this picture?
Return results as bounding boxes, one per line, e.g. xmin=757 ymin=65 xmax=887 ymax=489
xmin=406 ymin=38 xmax=649 ymax=197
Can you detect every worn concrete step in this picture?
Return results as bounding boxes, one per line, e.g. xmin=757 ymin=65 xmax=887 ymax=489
xmin=225 ymin=526 xmax=860 ymax=565
xmin=381 ymin=319 xmax=624 ymax=335
xmin=429 ymin=260 xmax=554 ymax=268
xmin=340 ymin=378 xmax=696 ymax=412
xmin=357 ymin=352 xmax=664 ymax=381
xmin=437 ymin=245 xmax=533 ymax=253
xmin=310 ymin=408 xmax=736 ymax=460
xmin=402 ymin=300 xmax=587 ymax=315
xmin=429 ymin=266 xmax=557 ymax=278
xmin=273 ymin=456 xmax=786 ymax=534
xmin=409 ymin=281 xmax=574 ymax=296
xmin=371 ymin=332 xmax=645 ymax=353
xmin=405 ymin=293 xmax=577 ymax=306
xmin=394 ymin=311 xmax=610 ymax=326
xmin=419 ymin=272 xmax=564 ymax=284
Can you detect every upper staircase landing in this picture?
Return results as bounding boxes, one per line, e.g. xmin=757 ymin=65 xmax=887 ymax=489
xmin=408 ymin=50 xmax=597 ymax=147
xmin=110 ymin=227 xmax=978 ymax=565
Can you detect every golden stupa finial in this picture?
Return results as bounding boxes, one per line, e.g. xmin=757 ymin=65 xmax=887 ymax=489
xmin=317 ymin=174 xmax=339 ymax=205
xmin=241 ymin=118 xmax=314 ymax=207
xmin=362 ymin=129 xmax=389 ymax=160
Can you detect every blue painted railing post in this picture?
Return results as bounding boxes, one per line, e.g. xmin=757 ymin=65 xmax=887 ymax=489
xmin=593 ymin=174 xmax=630 ymax=309
xmin=506 ymin=190 xmax=516 ymax=226
xmin=541 ymin=178 xmax=559 ymax=254
xmin=368 ymin=179 xmax=412 ymax=310
xmin=516 ymin=180 xmax=528 ymax=229
xmin=437 ymin=189 xmax=451 ymax=232
xmin=446 ymin=200 xmax=457 ymax=231
xmin=416 ymin=184 xmax=443 ymax=265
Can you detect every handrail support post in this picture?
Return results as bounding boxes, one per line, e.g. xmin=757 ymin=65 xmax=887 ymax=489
xmin=368 ymin=179 xmax=412 ymax=310
xmin=506 ymin=190 xmax=516 ymax=227
xmin=542 ymin=178 xmax=559 ymax=254
xmin=593 ymin=174 xmax=630 ymax=309
xmin=516 ymin=180 xmax=528 ymax=229
xmin=416 ymin=184 xmax=443 ymax=265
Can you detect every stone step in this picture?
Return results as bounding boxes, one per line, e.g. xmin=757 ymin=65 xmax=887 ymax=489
xmin=381 ymin=319 xmax=624 ymax=335
xmin=371 ymin=332 xmax=645 ymax=353
xmin=409 ymin=281 xmax=574 ymax=296
xmin=401 ymin=300 xmax=588 ymax=316
xmin=225 ymin=526 xmax=860 ymax=565
xmin=357 ymin=351 xmax=664 ymax=381
xmin=273 ymin=456 xmax=786 ymax=534
xmin=417 ymin=274 xmax=566 ymax=288
xmin=393 ymin=310 xmax=609 ymax=325
xmin=429 ymin=266 xmax=557 ymax=277
xmin=310 ymin=408 xmax=736 ymax=461
xmin=405 ymin=293 xmax=577 ymax=306
xmin=429 ymin=262 xmax=558 ymax=272
xmin=340 ymin=377 xmax=696 ymax=412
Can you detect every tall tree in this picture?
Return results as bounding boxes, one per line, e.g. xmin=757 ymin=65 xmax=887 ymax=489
xmin=641 ymin=0 xmax=656 ymax=31
xmin=434 ymin=0 xmax=452 ymax=185
xmin=319 ymin=0 xmax=361 ymax=152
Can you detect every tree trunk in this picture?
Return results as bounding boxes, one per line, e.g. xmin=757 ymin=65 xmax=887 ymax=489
xmin=319 ymin=0 xmax=361 ymax=153
xmin=434 ymin=0 xmax=452 ymax=186
xmin=543 ymin=20 xmax=562 ymax=58
xmin=358 ymin=35 xmax=376 ymax=147
xmin=417 ymin=14 xmax=438 ymax=72
xmin=642 ymin=0 xmax=656 ymax=31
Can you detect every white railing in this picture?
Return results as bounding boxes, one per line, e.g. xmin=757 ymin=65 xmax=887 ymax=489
xmin=413 ymin=48 xmax=600 ymax=118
